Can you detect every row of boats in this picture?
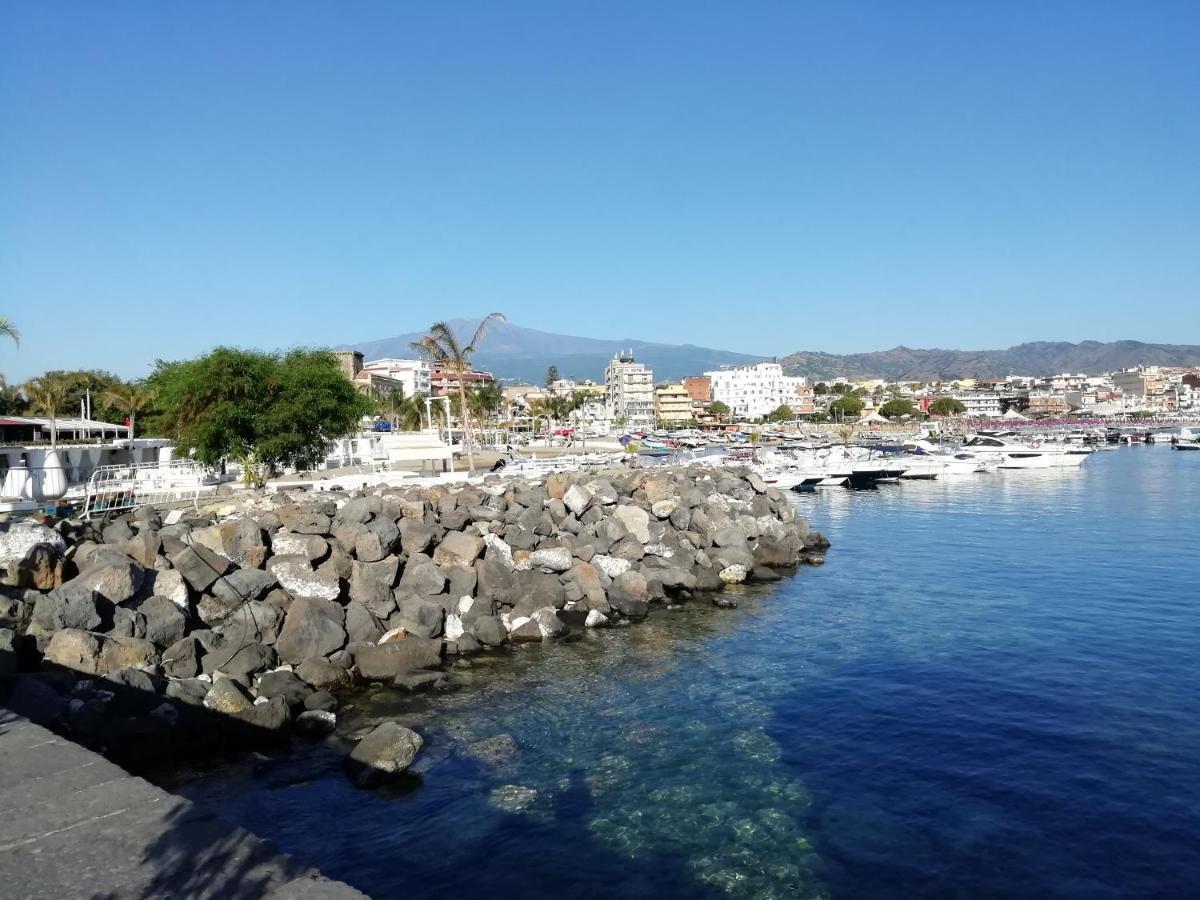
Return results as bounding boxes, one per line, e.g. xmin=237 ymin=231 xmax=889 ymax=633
xmin=707 ymin=433 xmax=1095 ymax=491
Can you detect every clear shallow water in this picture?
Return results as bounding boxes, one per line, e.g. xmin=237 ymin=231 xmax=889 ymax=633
xmin=173 ymin=447 xmax=1200 ymax=899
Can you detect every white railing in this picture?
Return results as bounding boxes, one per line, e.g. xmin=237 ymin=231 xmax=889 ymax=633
xmin=82 ymin=460 xmax=209 ymax=519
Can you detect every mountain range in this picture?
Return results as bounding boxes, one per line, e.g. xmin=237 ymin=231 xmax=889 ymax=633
xmin=778 ymin=340 xmax=1200 ymax=381
xmin=344 ymin=322 xmax=1200 ymax=383
xmin=345 ymin=320 xmax=762 ymax=383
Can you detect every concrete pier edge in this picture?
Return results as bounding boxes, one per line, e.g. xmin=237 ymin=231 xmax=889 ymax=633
xmin=0 ymin=707 xmax=366 ymax=900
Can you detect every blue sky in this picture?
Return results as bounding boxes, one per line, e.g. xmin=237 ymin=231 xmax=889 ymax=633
xmin=2 ymin=1 xmax=1198 ymax=381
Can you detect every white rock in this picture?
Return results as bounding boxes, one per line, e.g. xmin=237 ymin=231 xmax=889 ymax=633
xmin=651 ymin=499 xmax=678 ymax=519
xmin=528 ymin=546 xmax=572 ymax=572
xmin=584 ymin=610 xmax=609 ymax=628
xmin=644 ymin=543 xmax=674 ymax=558
xmin=0 ymin=523 xmax=66 ymax=566
xmin=457 ymin=595 xmax=476 ymax=616
xmin=483 ymin=533 xmax=515 ymax=568
xmin=612 ymin=505 xmax=651 ymax=543
xmin=379 ymin=627 xmax=407 ymax=644
xmin=592 ymin=555 xmax=632 ymax=579
xmin=719 ymin=564 xmax=748 ymax=584
xmin=507 ymin=615 xmax=531 ymax=633
xmin=562 ymin=484 xmax=593 ymax=516
xmin=445 ymin=613 xmax=465 ymax=641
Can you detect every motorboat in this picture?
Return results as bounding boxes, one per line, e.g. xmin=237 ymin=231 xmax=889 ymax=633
xmin=902 ymin=439 xmax=998 ymax=475
xmin=963 ymin=432 xmax=1091 ymax=469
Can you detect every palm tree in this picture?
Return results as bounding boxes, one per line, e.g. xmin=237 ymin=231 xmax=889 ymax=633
xmin=104 ymin=383 xmax=155 ymax=440
xmin=0 ymin=317 xmax=19 ymax=347
xmin=378 ymin=387 xmax=425 ymax=432
xmin=409 ymin=313 xmax=505 ymax=473
xmin=23 ymin=374 xmax=71 ymax=446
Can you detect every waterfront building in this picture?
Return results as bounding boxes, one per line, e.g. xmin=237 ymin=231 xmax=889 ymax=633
xmin=706 ymin=362 xmax=807 ymax=420
xmin=654 ymin=383 xmax=694 ymax=425
xmin=605 ymin=352 xmax=655 ymax=430
xmin=682 ymin=375 xmax=712 ymax=402
xmin=1026 ymin=392 xmax=1070 ymax=417
xmin=431 ymin=364 xmax=494 ymax=396
xmin=361 ymin=358 xmax=432 ymax=397
xmin=952 ymin=391 xmax=1003 ymax=418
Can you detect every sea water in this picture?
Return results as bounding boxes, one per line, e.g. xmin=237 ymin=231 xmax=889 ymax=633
xmin=173 ymin=446 xmax=1200 ymax=898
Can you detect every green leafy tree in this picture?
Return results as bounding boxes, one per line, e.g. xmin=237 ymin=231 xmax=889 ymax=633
xmin=768 ymin=404 xmax=794 ymax=422
xmin=545 ymin=365 xmax=560 ymax=390
xmin=813 ymin=382 xmax=829 ymax=395
xmin=22 ymin=373 xmax=73 ymax=445
xmin=709 ymin=400 xmax=730 ymax=423
xmin=409 ymin=314 xmax=506 ymax=474
xmin=830 ymin=383 xmax=851 ymax=396
xmin=148 ymin=347 xmax=371 ymax=486
xmin=879 ymin=398 xmax=916 ymax=419
xmin=828 ymin=394 xmax=864 ymax=418
xmin=928 ymin=397 xmax=966 ymax=416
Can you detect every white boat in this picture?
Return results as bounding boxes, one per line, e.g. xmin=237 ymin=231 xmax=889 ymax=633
xmin=963 ymin=433 xmax=1091 ymax=469
xmin=902 ymin=440 xmax=997 ymax=475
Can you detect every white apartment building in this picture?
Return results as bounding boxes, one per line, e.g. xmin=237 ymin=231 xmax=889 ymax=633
xmin=605 ymin=352 xmax=655 ymax=430
xmin=952 ymin=391 xmax=1003 ymax=417
xmin=705 ymin=362 xmax=807 ymax=420
xmin=362 ymin=358 xmax=432 ymax=398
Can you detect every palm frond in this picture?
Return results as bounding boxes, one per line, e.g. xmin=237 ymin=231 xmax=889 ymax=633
xmin=0 ymin=317 xmax=20 ymax=347
xmin=466 ymin=312 xmax=506 ymax=353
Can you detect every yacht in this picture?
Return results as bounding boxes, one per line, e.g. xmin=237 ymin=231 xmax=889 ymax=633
xmin=963 ymin=432 xmax=1092 ymax=469
xmin=901 ymin=439 xmax=998 ymax=475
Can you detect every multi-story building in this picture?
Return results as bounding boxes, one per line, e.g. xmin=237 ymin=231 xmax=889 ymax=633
xmin=682 ymin=376 xmax=711 ymax=403
xmin=705 ymin=362 xmax=807 ymax=420
xmin=361 ymin=358 xmax=432 ymax=398
xmin=1026 ymin=392 xmax=1070 ymax=417
xmin=605 ymin=352 xmax=655 ymax=430
xmin=653 ymin=383 xmax=694 ymax=425
xmin=953 ymin=391 xmax=1003 ymax=418
xmin=430 ymin=364 xmax=494 ymax=396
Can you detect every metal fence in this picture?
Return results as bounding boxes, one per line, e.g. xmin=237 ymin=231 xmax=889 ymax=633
xmin=82 ymin=460 xmax=208 ymax=519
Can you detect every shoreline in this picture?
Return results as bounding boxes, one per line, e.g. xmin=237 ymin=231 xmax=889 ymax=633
xmin=1 ymin=464 xmax=829 ymax=786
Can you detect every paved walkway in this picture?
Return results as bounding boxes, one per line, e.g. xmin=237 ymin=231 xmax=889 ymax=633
xmin=0 ymin=708 xmax=367 ymax=899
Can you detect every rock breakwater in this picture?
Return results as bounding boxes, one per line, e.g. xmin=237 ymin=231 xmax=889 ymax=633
xmin=0 ymin=466 xmax=827 ymax=778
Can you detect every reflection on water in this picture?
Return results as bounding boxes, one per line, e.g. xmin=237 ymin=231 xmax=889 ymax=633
xmin=172 ymin=447 xmax=1200 ymax=899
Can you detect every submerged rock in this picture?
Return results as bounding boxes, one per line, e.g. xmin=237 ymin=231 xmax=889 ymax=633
xmin=346 ymin=722 xmax=423 ymax=785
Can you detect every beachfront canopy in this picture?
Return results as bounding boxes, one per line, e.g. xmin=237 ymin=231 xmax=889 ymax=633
xmin=1000 ymin=409 xmax=1029 ymax=421
xmin=859 ymin=411 xmax=891 ymax=423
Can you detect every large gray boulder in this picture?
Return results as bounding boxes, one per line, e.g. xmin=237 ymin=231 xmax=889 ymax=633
xmin=271 ymin=531 xmax=329 ymax=561
xmin=76 ymin=558 xmax=144 ymax=605
xmin=432 ymin=531 xmax=483 ymax=568
xmin=170 ymin=543 xmax=232 ymax=592
xmin=210 ymin=567 xmax=278 ymax=606
xmin=192 ymin=518 xmax=266 ymax=569
xmin=30 ymin=584 xmax=104 ymax=637
xmin=274 ymin=598 xmax=347 ymax=664
xmin=354 ymin=519 xmax=400 ymax=562
xmin=353 ymin=639 xmax=442 ymax=680
xmin=471 ymin=615 xmax=507 ymax=647
xmin=346 ymin=722 xmax=423 ymax=784
xmin=612 ymin=505 xmax=651 ymax=543
xmin=132 ymin=596 xmax=187 ymax=648
xmin=269 ymin=555 xmax=340 ymax=602
xmin=391 ymin=595 xmax=444 ymax=639
xmin=350 ymin=557 xmax=400 ymax=617
xmin=396 ymin=555 xmax=445 ymax=597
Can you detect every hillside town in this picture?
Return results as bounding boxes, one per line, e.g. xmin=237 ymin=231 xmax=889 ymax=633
xmin=337 ymin=348 xmax=1200 ymax=433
